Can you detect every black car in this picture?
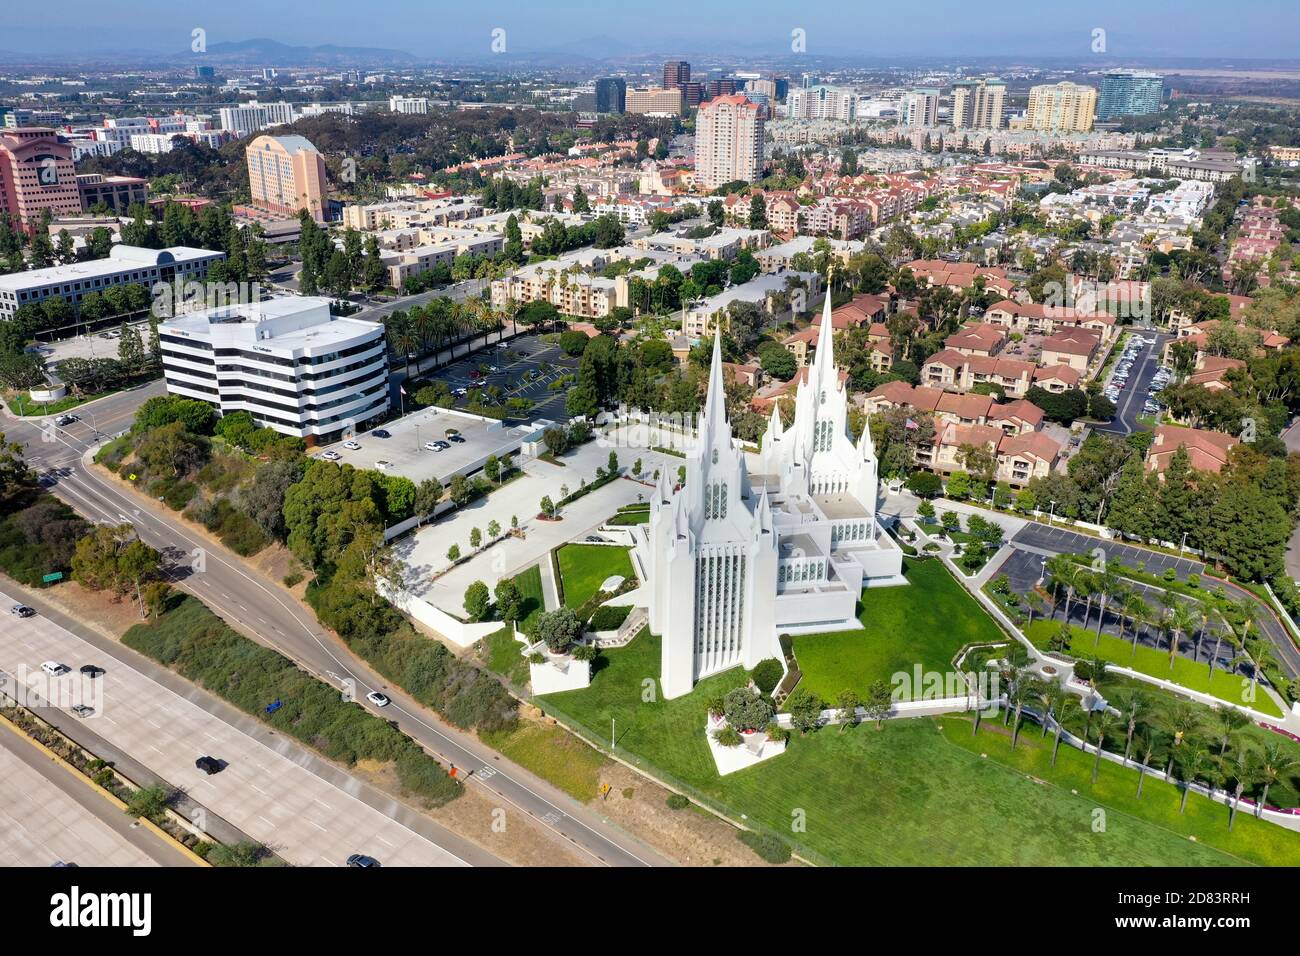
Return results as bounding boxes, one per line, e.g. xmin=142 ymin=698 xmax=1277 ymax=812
xmin=346 ymin=854 xmax=381 ymax=868
xmin=79 ymin=664 xmax=104 ymax=678
xmin=371 ymin=429 xmax=391 ymax=438
xmin=195 ymin=756 xmax=223 ymax=775
xmin=448 ymin=434 xmax=466 ymax=443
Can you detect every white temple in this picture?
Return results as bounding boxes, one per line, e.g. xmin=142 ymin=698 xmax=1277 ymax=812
xmin=636 ymin=290 xmax=906 ymax=699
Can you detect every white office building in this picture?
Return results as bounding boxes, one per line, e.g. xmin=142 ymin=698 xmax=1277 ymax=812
xmin=158 ymin=296 xmax=389 ymax=442
xmin=388 ymin=96 xmax=431 ymax=115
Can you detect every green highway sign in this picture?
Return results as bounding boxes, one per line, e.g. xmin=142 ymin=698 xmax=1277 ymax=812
xmin=42 ymin=571 xmax=64 ymax=583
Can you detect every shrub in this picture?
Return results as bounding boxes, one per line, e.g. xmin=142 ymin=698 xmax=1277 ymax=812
xmin=712 ymin=725 xmax=742 ymax=747
xmin=749 ymin=658 xmax=783 ymax=695
xmin=737 ymin=831 xmax=792 ymax=865
xmin=587 ymin=604 xmax=631 ymax=631
xmin=665 ymin=793 xmax=690 ymax=811
xmin=723 ymin=687 xmax=774 ymax=732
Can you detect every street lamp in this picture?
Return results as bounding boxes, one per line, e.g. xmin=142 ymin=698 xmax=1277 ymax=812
xmin=1179 ymin=531 xmax=1188 ymax=558
xmin=1047 ymin=499 xmax=1057 ymax=527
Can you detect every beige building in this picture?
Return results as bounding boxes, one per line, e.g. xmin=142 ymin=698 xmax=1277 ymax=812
xmin=950 ymin=78 xmax=1006 ymax=130
xmin=245 ymin=134 xmax=328 ymax=221
xmin=626 ymin=87 xmax=685 ymax=116
xmin=694 ymin=94 xmax=765 ymax=191
xmin=1025 ymin=82 xmax=1097 ymax=133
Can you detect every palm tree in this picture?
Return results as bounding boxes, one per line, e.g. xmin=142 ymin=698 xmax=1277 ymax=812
xmin=1177 ymin=746 xmax=1210 ymax=814
xmin=1243 ymin=637 xmax=1278 ymax=707
xmin=1010 ymin=678 xmax=1044 ymax=750
xmin=1133 ymin=731 xmax=1158 ymax=799
xmin=1025 ymin=591 xmax=1045 ymax=630
xmin=1257 ymin=741 xmax=1295 ymax=816
xmin=1212 ymin=706 xmax=1249 ymax=757
xmin=1115 ymin=692 xmax=1148 ymax=765
xmin=1090 ymin=712 xmax=1120 ymax=783
xmin=1045 ymin=555 xmax=1074 ymax=615
xmin=1052 ymin=695 xmax=1082 ymax=767
xmin=1125 ymin=594 xmax=1152 ymax=655
xmin=1206 ymin=615 xmax=1228 ymax=680
xmin=1036 ymin=682 xmax=1064 ymax=740
xmin=1167 ymin=602 xmax=1199 ymax=670
xmin=1093 ymin=567 xmax=1118 ymax=639
xmin=1160 ymin=703 xmax=1202 ymax=777
xmin=1225 ymin=748 xmax=1259 ymax=832
xmin=1075 ymin=570 xmax=1096 ymax=630
xmin=1109 ymin=585 xmax=1132 ymax=644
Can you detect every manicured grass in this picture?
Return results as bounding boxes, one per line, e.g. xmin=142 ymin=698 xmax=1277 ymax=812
xmin=539 ymin=631 xmax=1295 ymax=865
xmin=556 ymin=544 xmax=633 ymax=610
xmin=480 ymin=720 xmax=608 ymax=802
xmin=792 ymin=559 xmax=1007 ymax=703
xmin=1026 ymin=618 xmax=1284 ymax=718
xmin=511 ymin=564 xmax=546 ymax=635
xmin=942 ymin=715 xmax=1300 ymax=867
xmin=480 ymin=626 xmax=530 ymax=686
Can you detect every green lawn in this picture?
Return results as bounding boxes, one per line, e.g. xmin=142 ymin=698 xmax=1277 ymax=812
xmin=479 ymin=721 xmax=608 ymax=802
xmin=1025 ymin=618 xmax=1284 ymax=718
xmin=539 ymin=630 xmax=1299 ymax=865
xmin=792 ymin=559 xmax=1007 ymax=703
xmin=555 ymin=544 xmax=633 ymax=610
xmin=480 ymin=626 xmax=530 ymax=686
xmin=511 ymin=564 xmax=546 ymax=635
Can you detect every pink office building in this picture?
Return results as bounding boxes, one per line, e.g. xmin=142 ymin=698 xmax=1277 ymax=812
xmin=0 ymin=128 xmax=81 ymax=230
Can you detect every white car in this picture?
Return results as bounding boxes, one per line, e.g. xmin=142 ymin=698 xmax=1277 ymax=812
xmin=319 ymin=450 xmax=342 ymax=461
xmin=424 ymin=441 xmax=442 ymax=452
xmin=40 ymin=661 xmax=69 ymax=676
xmin=375 ymin=460 xmax=392 ymax=470
xmin=366 ymin=691 xmax=390 ymax=707
xmin=342 ymin=440 xmax=361 ymax=450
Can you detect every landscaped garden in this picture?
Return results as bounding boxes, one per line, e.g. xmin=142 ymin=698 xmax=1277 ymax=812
xmin=555 ymin=543 xmax=634 ymax=609
xmin=538 ymin=629 xmax=1300 ymax=865
xmin=791 ymin=558 xmax=1006 ymax=703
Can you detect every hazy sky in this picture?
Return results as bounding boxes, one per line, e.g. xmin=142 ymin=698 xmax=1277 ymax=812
xmin=6 ymin=0 xmax=1299 ymax=59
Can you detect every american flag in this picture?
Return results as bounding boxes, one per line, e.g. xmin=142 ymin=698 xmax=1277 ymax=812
xmin=904 ymin=418 xmax=919 ymax=430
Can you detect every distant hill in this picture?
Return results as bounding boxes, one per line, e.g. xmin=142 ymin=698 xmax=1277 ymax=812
xmin=193 ymin=38 xmax=420 ymax=67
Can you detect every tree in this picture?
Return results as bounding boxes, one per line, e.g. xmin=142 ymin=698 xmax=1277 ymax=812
xmin=534 ymin=607 xmax=582 ymax=653
xmin=539 ymin=495 xmax=556 ymax=518
xmin=469 ymin=526 xmax=482 ymax=549
xmin=447 ymin=544 xmax=461 ymax=562
xmin=70 ymin=524 xmax=162 ymax=603
xmin=494 ymin=579 xmax=523 ymax=623
xmin=786 ymin=687 xmax=824 ymax=735
xmin=723 ymin=687 xmax=774 ymax=732
xmin=463 ymin=581 xmax=491 ymax=622
xmin=863 ymin=680 xmax=893 ymax=729
xmin=116 ymin=322 xmax=147 ymax=376
xmin=135 ymin=421 xmax=208 ymax=478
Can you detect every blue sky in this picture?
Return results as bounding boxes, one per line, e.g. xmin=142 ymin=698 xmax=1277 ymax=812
xmin=6 ymin=0 xmax=1298 ymax=59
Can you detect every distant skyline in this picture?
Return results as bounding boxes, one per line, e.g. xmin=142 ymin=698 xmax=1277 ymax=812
xmin=4 ymin=0 xmax=1299 ymax=61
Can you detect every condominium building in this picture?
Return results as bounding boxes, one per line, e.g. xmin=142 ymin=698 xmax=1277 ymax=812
xmin=0 ymin=127 xmax=80 ymax=229
xmin=786 ymin=85 xmax=855 ymax=121
xmin=897 ymin=89 xmax=940 ymax=128
xmin=245 ymin=134 xmax=329 ymax=221
xmin=626 ymin=87 xmax=685 ymax=116
xmin=950 ymin=77 xmax=1006 ymax=130
xmin=595 ymin=77 xmax=626 ymax=114
xmin=1097 ymin=71 xmax=1164 ymax=120
xmin=388 ymin=96 xmax=430 ymax=115
xmin=158 ymin=296 xmax=389 ymax=443
xmin=0 ymin=245 xmax=225 ymax=321
xmin=694 ymin=95 xmax=765 ymax=190
xmin=1025 ymin=82 xmax=1097 ymax=132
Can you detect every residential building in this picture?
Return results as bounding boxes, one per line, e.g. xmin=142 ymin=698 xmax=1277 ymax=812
xmin=1097 ymin=71 xmax=1164 ymax=120
xmin=950 ymin=77 xmax=1006 ymax=130
xmin=1025 ymin=82 xmax=1097 ymax=132
xmin=898 ymin=89 xmax=940 ymax=128
xmin=1145 ymin=424 xmax=1238 ymax=476
xmin=245 ymin=133 xmax=329 ymax=221
xmin=0 ymin=127 xmax=80 ymax=229
xmin=694 ymin=95 xmax=765 ymax=190
xmin=0 ymin=245 xmax=225 ymax=321
xmin=158 ymin=296 xmax=388 ymax=443
xmin=787 ymin=85 xmax=855 ymax=121
xmin=1078 ymin=147 xmax=1241 ymax=183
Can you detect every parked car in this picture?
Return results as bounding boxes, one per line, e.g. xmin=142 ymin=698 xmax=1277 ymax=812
xmin=40 ymin=661 xmax=69 ymax=676
xmin=375 ymin=460 xmax=392 ymax=470
xmin=424 ymin=441 xmax=442 ymax=452
xmin=366 ymin=691 xmax=390 ymax=707
xmin=371 ymin=429 xmax=391 ymax=439
xmin=71 ymin=705 xmax=94 ymax=718
xmin=79 ymin=664 xmax=103 ymax=678
xmin=448 ymin=434 xmax=466 ymax=443
xmin=10 ymin=605 xmax=35 ymax=618
xmin=342 ymin=440 xmax=361 ymax=450
xmin=453 ymin=387 xmax=468 ymax=397
xmin=346 ymin=854 xmax=381 ymax=868
xmin=319 ymin=450 xmax=342 ymax=461
xmin=194 ymin=756 xmax=223 ymax=775
xmin=434 ymin=440 xmax=451 ymax=450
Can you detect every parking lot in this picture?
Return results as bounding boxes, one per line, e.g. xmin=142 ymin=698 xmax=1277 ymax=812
xmin=316 ymin=407 xmax=530 ymax=487
xmin=1096 ymin=331 xmax=1170 ymax=436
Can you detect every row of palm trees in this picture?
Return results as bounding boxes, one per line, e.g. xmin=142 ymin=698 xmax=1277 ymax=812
xmin=382 ymin=294 xmax=516 ymax=380
xmin=1039 ymin=554 xmax=1278 ymax=694
xmin=986 ymin=653 xmax=1297 ymax=830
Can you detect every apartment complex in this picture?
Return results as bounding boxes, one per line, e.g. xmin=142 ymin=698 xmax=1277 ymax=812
xmin=950 ymin=77 xmax=1006 ymax=130
xmin=898 ymin=89 xmax=940 ymax=128
xmin=1025 ymin=82 xmax=1097 ymax=132
xmin=245 ymin=134 xmax=329 ymax=221
xmin=694 ymin=95 xmax=765 ymax=190
xmin=626 ymin=87 xmax=685 ymax=116
xmin=1078 ymin=147 xmax=1241 ymax=183
xmin=787 ymin=85 xmax=855 ymax=121
xmin=159 ymin=296 xmax=389 ymax=443
xmin=0 ymin=127 xmax=80 ymax=228
xmin=0 ymin=244 xmax=225 ymax=321
xmin=1097 ymin=71 xmax=1164 ymax=120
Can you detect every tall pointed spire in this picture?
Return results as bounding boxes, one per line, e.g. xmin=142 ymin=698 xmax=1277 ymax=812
xmin=702 ymin=329 xmax=727 ymax=429
xmin=857 ymin=411 xmax=875 ymax=460
xmin=814 ymin=282 xmax=835 ymax=373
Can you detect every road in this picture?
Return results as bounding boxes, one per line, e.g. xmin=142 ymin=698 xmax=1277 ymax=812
xmin=2 ymin=586 xmax=485 ymax=867
xmin=1281 ymin=418 xmax=1300 ymax=584
xmin=1007 ymin=522 xmax=1300 ymax=679
xmin=2 ymin=386 xmax=670 ymax=868
xmin=0 ymin=725 xmax=193 ymax=867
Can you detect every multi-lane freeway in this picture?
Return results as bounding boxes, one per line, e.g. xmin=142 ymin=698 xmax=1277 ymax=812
xmin=1 ymin=383 xmax=670 ymax=867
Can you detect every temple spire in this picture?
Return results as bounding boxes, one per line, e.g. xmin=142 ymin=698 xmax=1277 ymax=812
xmin=812 ymin=269 xmax=836 ymax=386
xmin=702 ymin=329 xmax=727 ymax=431
xmin=858 ymin=412 xmax=876 ymax=460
